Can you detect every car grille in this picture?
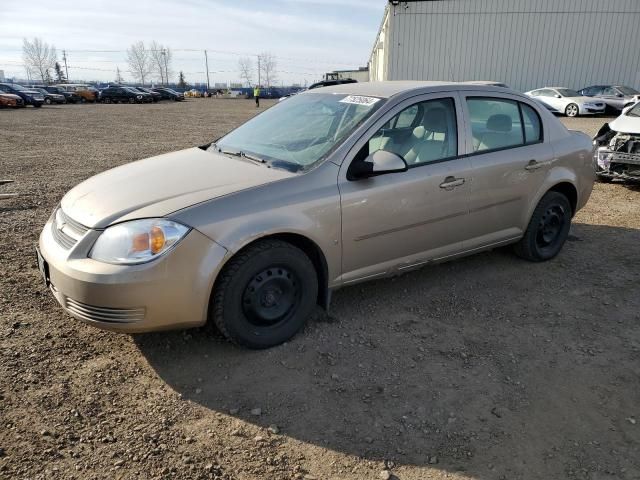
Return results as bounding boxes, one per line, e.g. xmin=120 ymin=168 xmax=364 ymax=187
xmin=65 ymin=297 xmax=145 ymax=324
xmin=51 ymin=208 xmax=89 ymax=250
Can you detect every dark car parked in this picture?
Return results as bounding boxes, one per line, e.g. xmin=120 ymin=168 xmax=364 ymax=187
xmin=135 ymin=87 xmax=162 ymax=102
xmin=151 ymin=87 xmax=185 ymax=101
xmin=127 ymin=87 xmax=155 ymax=103
xmin=308 ymin=78 xmax=358 ymax=90
xmin=39 ymin=85 xmax=81 ymax=104
xmin=578 ymin=85 xmax=640 ymax=113
xmin=100 ymin=86 xmax=151 ymax=104
xmin=0 ymin=83 xmax=45 ymax=107
xmin=32 ymin=87 xmax=66 ymax=105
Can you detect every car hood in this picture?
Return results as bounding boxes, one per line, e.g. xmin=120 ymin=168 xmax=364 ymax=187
xmin=60 ymin=147 xmax=295 ymax=229
xmin=0 ymin=93 xmax=21 ymax=100
xmin=609 ymin=114 xmax=640 ymax=134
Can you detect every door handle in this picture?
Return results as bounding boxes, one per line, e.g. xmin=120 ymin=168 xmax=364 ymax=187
xmin=525 ymin=160 xmax=542 ymax=171
xmin=439 ymin=176 xmax=465 ymax=189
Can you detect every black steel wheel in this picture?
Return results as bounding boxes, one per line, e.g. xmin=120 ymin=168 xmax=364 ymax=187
xmin=514 ymin=191 xmax=572 ymax=262
xmin=212 ymin=239 xmax=318 ymax=349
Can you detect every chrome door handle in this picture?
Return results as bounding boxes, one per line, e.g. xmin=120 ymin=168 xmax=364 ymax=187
xmin=525 ymin=160 xmax=542 ymax=171
xmin=439 ymin=176 xmax=465 ymax=189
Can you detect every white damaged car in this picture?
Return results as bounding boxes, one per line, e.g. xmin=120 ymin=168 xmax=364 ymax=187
xmin=593 ymin=102 xmax=640 ymax=182
xmin=525 ymin=87 xmax=606 ymax=117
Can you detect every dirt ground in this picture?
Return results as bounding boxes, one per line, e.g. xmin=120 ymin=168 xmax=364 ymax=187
xmin=1 ymin=100 xmax=639 ymax=480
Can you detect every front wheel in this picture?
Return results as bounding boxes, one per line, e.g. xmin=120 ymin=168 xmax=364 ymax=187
xmin=565 ymin=103 xmax=579 ymax=117
xmin=128 ymin=98 xmax=135 ymax=104
xmin=514 ymin=191 xmax=572 ymax=262
xmin=212 ymin=239 xmax=318 ymax=349
xmin=44 ymin=98 xmax=52 ymax=105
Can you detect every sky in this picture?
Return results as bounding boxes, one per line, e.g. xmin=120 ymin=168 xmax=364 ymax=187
xmin=0 ymin=0 xmax=387 ymax=86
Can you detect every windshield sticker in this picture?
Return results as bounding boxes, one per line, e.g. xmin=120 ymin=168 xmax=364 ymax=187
xmin=339 ymin=95 xmax=381 ymax=106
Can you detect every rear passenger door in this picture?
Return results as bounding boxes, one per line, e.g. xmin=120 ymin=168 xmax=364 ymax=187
xmin=461 ymin=94 xmax=554 ymax=249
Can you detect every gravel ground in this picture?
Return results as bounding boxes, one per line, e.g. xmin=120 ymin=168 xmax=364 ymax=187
xmin=1 ymin=100 xmax=639 ymax=480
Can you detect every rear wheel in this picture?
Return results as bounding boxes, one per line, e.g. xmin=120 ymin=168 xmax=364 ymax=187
xmin=44 ymin=98 xmax=52 ymax=105
xmin=514 ymin=191 xmax=572 ymax=262
xmin=128 ymin=97 xmax=135 ymax=104
xmin=104 ymin=97 xmax=112 ymax=104
xmin=565 ymin=103 xmax=579 ymax=117
xmin=212 ymin=239 xmax=318 ymax=349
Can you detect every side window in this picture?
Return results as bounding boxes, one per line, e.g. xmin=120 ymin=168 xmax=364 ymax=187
xmin=467 ymin=97 xmax=524 ymax=152
xmin=368 ymin=98 xmax=458 ymax=166
xmin=602 ymin=87 xmax=616 ymax=96
xmin=521 ymin=103 xmax=542 ymax=144
xmin=393 ymin=105 xmax=419 ymax=128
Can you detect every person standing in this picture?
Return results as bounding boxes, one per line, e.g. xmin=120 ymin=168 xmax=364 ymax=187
xmin=253 ymin=85 xmax=261 ymax=108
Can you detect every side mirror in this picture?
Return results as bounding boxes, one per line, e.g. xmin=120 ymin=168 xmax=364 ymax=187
xmin=617 ymin=93 xmax=624 ymax=98
xmin=555 ymin=94 xmax=562 ymax=98
xmin=350 ymin=150 xmax=408 ymax=179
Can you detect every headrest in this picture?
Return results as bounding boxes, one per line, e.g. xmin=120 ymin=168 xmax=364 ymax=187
xmin=486 ymin=114 xmax=512 ymax=132
xmin=412 ymin=126 xmax=425 ymax=138
xmin=423 ymin=107 xmax=448 ymax=133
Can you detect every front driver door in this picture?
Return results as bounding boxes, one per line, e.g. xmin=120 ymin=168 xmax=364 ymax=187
xmin=338 ymin=93 xmax=473 ymax=285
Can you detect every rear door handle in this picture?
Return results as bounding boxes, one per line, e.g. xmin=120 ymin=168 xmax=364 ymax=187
xmin=439 ymin=176 xmax=465 ymax=189
xmin=525 ymin=160 xmax=542 ymax=171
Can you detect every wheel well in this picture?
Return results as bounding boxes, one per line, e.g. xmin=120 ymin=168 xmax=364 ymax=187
xmin=549 ymin=182 xmax=577 ymax=216
xmin=221 ymin=233 xmax=330 ymax=310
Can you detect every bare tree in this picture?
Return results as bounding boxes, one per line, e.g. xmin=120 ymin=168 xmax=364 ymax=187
xmin=238 ymin=57 xmax=254 ymax=87
xmin=126 ymin=41 xmax=151 ymax=85
xmin=115 ymin=67 xmax=124 ymax=84
xmin=258 ymin=52 xmax=277 ymax=87
xmin=149 ymin=41 xmax=172 ymax=85
xmin=22 ymin=38 xmax=57 ymax=84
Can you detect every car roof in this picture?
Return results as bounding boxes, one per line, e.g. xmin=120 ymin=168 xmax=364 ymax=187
xmin=304 ymin=80 xmax=514 ymax=99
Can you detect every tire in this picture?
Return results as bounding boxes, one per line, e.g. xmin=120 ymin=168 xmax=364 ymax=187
xmin=44 ymin=98 xmax=52 ymax=105
xmin=565 ymin=103 xmax=579 ymax=117
xmin=514 ymin=191 xmax=572 ymax=262
xmin=104 ymin=97 xmax=112 ymax=104
xmin=33 ymin=103 xmax=42 ymax=108
xmin=212 ymin=239 xmax=318 ymax=349
xmin=128 ymin=97 xmax=135 ymax=104
xmin=80 ymin=97 xmax=86 ymax=104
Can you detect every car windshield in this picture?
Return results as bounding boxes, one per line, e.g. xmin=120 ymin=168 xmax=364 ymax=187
xmin=124 ymin=87 xmax=139 ymax=93
xmin=626 ymin=103 xmax=640 ymax=117
xmin=556 ymin=89 xmax=580 ymax=97
xmin=213 ymin=92 xmax=385 ymax=171
xmin=6 ymin=84 xmax=26 ymax=91
xmin=617 ymin=86 xmax=639 ymax=96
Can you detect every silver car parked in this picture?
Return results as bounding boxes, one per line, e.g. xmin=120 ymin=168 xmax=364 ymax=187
xmin=38 ymin=82 xmax=595 ymax=348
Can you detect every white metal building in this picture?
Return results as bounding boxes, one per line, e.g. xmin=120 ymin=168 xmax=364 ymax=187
xmin=369 ymin=0 xmax=640 ymax=92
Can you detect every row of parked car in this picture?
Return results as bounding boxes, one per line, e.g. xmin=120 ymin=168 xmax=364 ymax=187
xmin=524 ymin=84 xmax=640 ymax=117
xmin=0 ymin=82 xmax=185 ymax=108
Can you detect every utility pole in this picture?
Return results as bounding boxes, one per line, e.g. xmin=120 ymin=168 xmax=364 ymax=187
xmin=204 ymin=50 xmax=210 ymax=92
xmin=257 ymin=54 xmax=261 ymax=87
xmin=62 ymin=50 xmax=69 ymax=82
xmin=161 ymin=49 xmax=168 ymax=85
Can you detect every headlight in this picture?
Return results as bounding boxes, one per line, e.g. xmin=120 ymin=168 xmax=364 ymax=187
xmin=137 ymin=95 xmax=142 ymax=99
xmin=596 ymin=148 xmax=613 ymax=170
xmin=90 ymin=219 xmax=190 ymax=265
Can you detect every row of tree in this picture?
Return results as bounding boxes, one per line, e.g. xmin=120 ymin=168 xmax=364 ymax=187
xmin=238 ymin=53 xmax=277 ymax=88
xmin=22 ymin=38 xmax=66 ymax=83
xmin=126 ymin=41 xmax=173 ymax=85
xmin=22 ymin=37 xmax=279 ymax=88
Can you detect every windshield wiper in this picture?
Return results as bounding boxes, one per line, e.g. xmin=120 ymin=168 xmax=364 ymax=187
xmin=219 ymin=148 xmax=267 ymax=165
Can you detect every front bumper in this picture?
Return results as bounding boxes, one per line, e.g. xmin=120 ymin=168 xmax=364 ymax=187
xmin=38 ymin=216 xmax=229 ymax=333
xmin=581 ymin=105 xmax=606 ymax=115
xmin=596 ymin=149 xmax=640 ymax=181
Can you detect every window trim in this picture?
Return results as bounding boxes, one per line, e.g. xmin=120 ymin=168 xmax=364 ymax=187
xmin=463 ymin=95 xmax=544 ymax=157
